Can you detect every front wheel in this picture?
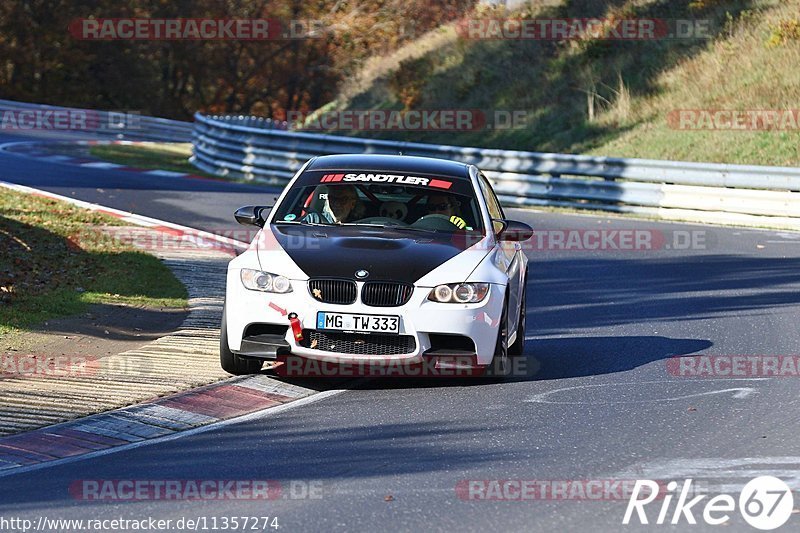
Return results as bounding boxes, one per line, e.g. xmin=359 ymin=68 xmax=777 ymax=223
xmin=508 ymin=285 xmax=526 ymax=356
xmin=486 ymin=300 xmax=510 ymax=378
xmin=220 ymin=304 xmax=262 ymax=375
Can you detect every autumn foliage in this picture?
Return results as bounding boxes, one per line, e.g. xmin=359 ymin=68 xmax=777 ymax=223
xmin=0 ymin=0 xmax=475 ymax=120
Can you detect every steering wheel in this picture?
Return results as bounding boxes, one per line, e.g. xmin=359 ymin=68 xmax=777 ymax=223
xmin=412 ymin=214 xmax=461 ymax=230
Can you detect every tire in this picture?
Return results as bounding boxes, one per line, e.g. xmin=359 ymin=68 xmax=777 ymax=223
xmin=486 ymin=299 xmax=510 ymax=378
xmin=220 ymin=304 xmax=262 ymax=375
xmin=508 ymin=284 xmax=526 ymax=357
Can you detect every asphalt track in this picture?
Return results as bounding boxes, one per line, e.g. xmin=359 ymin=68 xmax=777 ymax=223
xmin=1 ymin=129 xmax=800 ymax=532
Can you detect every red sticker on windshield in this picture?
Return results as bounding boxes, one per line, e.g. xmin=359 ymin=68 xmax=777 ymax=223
xmin=428 ymin=179 xmax=453 ymax=189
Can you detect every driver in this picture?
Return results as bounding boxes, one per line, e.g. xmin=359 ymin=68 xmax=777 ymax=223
xmin=426 ymin=194 xmax=467 ymax=229
xmin=304 ymin=185 xmax=359 ymax=224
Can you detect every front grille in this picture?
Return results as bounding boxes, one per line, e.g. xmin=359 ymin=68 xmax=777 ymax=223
xmin=361 ymin=281 xmax=413 ymax=307
xmin=301 ymin=330 xmax=416 ymax=355
xmin=308 ymin=279 xmax=357 ymax=305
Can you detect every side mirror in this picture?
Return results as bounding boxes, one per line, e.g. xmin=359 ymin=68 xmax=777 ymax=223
xmin=234 ymin=205 xmax=270 ymax=227
xmin=497 ymin=219 xmax=533 ymax=242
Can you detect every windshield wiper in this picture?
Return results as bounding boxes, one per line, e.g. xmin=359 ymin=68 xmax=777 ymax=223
xmin=382 ymin=225 xmax=442 ymax=234
xmin=341 ymin=222 xmax=438 ymax=232
xmin=342 ymin=222 xmax=405 ymax=228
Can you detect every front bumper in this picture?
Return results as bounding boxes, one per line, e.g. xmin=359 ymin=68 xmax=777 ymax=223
xmin=224 ymin=270 xmax=504 ymax=366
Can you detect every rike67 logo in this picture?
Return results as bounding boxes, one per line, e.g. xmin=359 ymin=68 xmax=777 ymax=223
xmin=623 ymin=476 xmax=794 ymax=530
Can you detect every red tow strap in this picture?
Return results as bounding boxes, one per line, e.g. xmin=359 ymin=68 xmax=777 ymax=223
xmin=288 ymin=312 xmax=303 ymax=341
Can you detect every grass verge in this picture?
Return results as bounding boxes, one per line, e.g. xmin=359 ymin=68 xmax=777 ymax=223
xmin=88 ymin=142 xmax=215 ymax=176
xmin=0 ymin=188 xmax=188 ymax=336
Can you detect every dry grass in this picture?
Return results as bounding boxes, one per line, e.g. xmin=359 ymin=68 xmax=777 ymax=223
xmin=318 ymin=0 xmax=800 ymax=166
xmin=336 ymin=25 xmax=461 ymax=106
xmin=594 ymin=0 xmax=800 ymax=164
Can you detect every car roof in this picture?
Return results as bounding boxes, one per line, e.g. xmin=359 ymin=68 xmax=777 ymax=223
xmin=305 ymin=154 xmax=471 ymax=179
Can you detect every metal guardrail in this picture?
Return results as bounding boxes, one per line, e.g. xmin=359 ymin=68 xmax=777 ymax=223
xmin=0 ymin=99 xmax=192 ymax=142
xmin=192 ymin=113 xmax=800 ymax=229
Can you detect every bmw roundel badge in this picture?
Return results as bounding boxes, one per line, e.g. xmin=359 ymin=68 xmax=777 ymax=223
xmin=355 ymin=269 xmax=369 ymax=279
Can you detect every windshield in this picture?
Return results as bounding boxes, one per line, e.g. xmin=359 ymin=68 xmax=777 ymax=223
xmin=271 ymin=170 xmax=485 ymax=234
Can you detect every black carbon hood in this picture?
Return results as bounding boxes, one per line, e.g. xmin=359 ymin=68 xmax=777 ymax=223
xmin=269 ymin=224 xmax=474 ymax=283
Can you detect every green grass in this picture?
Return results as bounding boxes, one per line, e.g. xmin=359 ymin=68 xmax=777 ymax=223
xmin=321 ymin=0 xmax=800 ymax=166
xmin=88 ymin=143 xmax=215 ymax=176
xmin=0 ymin=188 xmax=188 ymax=335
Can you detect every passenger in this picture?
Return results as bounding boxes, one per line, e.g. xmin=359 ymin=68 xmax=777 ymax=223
xmin=425 ymin=194 xmax=467 ymax=229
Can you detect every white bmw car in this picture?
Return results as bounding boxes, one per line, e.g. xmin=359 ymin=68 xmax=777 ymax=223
xmin=221 ymin=154 xmax=531 ymax=376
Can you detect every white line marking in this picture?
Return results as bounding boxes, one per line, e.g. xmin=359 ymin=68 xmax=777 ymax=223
xmin=0 ymin=141 xmax=42 ymax=154
xmin=0 ymin=180 xmax=247 ymax=251
xmin=774 ymin=232 xmax=800 ymax=240
xmin=146 ymin=170 xmax=188 ymax=177
xmin=80 ymin=161 xmax=124 ymax=169
xmin=119 ymin=216 xmax=158 ymax=227
xmin=524 ymin=379 xmax=766 ymax=404
xmin=0 ymin=388 xmax=351 ymax=479
xmin=620 ymin=457 xmax=800 ymax=475
xmin=615 ymin=457 xmax=800 ymax=489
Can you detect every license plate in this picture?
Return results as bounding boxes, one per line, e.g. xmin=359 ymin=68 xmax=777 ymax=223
xmin=316 ymin=312 xmax=399 ymax=334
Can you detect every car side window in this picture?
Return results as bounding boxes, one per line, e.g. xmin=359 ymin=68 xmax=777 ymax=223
xmin=478 ymin=174 xmax=505 ymax=233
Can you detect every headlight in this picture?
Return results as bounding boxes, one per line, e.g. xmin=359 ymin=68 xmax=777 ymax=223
xmin=240 ymin=269 xmax=293 ymax=293
xmin=428 ymin=283 xmax=489 ymax=303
